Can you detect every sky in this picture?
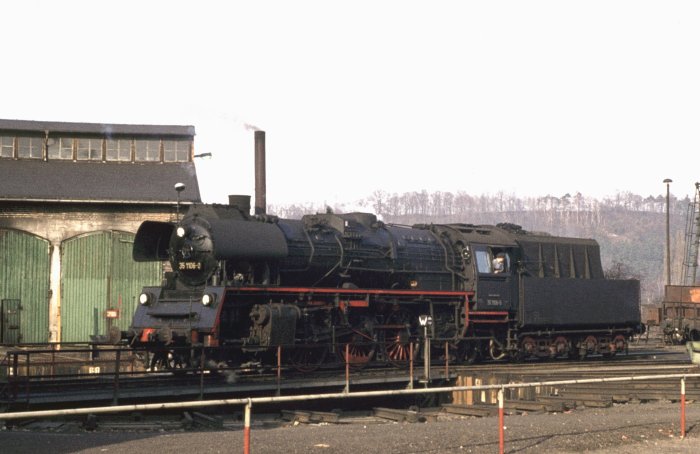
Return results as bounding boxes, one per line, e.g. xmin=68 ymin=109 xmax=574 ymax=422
xmin=2 ymin=1 xmax=699 ymax=206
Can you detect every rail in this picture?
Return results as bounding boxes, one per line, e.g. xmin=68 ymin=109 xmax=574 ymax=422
xmin=0 ymin=337 xmax=664 ymax=407
xmin=1 ymin=371 xmax=699 ymax=454
xmin=0 ymin=338 xmax=458 ymax=405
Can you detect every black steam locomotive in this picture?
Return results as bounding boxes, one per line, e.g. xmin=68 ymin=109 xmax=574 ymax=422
xmin=130 ymin=199 xmax=642 ymax=370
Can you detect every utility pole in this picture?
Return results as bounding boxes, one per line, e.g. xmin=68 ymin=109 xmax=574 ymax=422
xmin=664 ymin=178 xmax=673 ymax=286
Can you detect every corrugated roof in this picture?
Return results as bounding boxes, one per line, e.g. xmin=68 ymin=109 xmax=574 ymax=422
xmin=0 ymin=160 xmax=201 ymax=204
xmin=0 ymin=119 xmax=194 ymax=137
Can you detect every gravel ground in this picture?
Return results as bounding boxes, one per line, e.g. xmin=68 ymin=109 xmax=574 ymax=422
xmin=2 ymin=401 xmax=700 ymax=453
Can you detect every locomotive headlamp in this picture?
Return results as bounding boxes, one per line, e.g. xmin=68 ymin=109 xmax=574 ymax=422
xmin=201 ymin=293 xmax=215 ymax=306
xmin=139 ymin=292 xmax=152 ymax=305
xmin=176 ymin=226 xmax=186 ymax=238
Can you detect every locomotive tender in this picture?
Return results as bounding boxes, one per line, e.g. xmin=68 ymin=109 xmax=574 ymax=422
xmin=130 ymin=199 xmax=642 ymax=370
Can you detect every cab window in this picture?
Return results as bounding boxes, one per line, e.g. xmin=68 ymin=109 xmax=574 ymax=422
xmin=474 ymin=247 xmax=511 ymax=275
xmin=475 ymin=249 xmax=493 ymax=274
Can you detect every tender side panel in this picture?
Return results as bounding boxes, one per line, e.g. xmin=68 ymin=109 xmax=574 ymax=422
xmin=517 ymin=238 xmax=604 ymax=279
xmin=519 ymin=277 xmax=640 ymax=328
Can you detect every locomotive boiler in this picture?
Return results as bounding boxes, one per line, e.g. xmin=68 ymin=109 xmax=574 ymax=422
xmin=130 ymin=199 xmax=642 ymax=370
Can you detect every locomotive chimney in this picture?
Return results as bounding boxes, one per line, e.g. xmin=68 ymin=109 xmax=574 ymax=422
xmin=254 ymin=130 xmax=266 ymax=215
xmin=228 ymin=195 xmax=251 ymax=215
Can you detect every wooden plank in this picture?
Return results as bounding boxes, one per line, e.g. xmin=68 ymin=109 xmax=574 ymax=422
xmin=281 ymin=410 xmax=340 ymax=424
xmin=442 ymin=404 xmax=498 ymax=417
xmin=373 ymin=407 xmax=435 ymax=423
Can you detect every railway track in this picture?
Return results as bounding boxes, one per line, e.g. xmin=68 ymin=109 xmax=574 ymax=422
xmin=5 ymin=358 xmax=699 ymax=434
xmin=451 ymin=345 xmax=698 ymax=413
xmin=1 ymin=342 xmax=693 ymax=413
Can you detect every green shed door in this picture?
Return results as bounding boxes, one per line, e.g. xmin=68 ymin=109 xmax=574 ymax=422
xmin=61 ymin=231 xmax=161 ymax=342
xmin=0 ymin=229 xmax=50 ymax=343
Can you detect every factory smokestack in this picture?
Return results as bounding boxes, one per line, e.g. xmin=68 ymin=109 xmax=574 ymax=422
xmin=254 ymin=130 xmax=266 ymax=215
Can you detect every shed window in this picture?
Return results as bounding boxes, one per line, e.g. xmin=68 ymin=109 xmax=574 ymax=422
xmin=106 ymin=139 xmax=132 ymax=161
xmin=163 ymin=139 xmax=190 ymax=162
xmin=135 ymin=139 xmax=160 ymax=162
xmin=0 ymin=136 xmax=13 ymax=158
xmin=48 ymin=137 xmax=75 ymax=160
xmin=77 ymin=138 xmax=103 ymax=161
xmin=17 ymin=136 xmax=43 ymax=159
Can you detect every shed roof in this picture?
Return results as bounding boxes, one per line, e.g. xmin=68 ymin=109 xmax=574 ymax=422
xmin=0 ymin=119 xmax=194 ymax=137
xmin=0 ymin=160 xmax=201 ymax=204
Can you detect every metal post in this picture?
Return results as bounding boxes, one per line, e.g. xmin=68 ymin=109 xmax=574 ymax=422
xmin=277 ymin=346 xmax=282 ymax=396
xmin=176 ymin=192 xmax=180 ymax=219
xmin=12 ymin=352 xmax=18 ymax=379
xmin=423 ymin=325 xmax=430 ymax=383
xmin=418 ymin=314 xmax=432 ymax=384
xmin=681 ymin=377 xmax=686 ymax=438
xmin=664 ymin=178 xmax=673 ymax=286
xmin=498 ymin=387 xmax=505 ymax=454
xmin=444 ymin=342 xmax=449 ymax=379
xmin=174 ymin=182 xmax=185 ymax=222
xmin=199 ymin=348 xmax=205 ymax=400
xmin=25 ymin=353 xmax=30 ymax=402
xmin=344 ymin=344 xmax=350 ymax=394
xmin=408 ymin=342 xmax=414 ymax=389
xmin=243 ymin=399 xmax=252 ymax=454
xmin=113 ymin=349 xmax=121 ymax=405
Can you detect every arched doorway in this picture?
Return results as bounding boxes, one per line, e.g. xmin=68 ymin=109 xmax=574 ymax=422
xmin=61 ymin=231 xmax=161 ymax=342
xmin=0 ymin=229 xmax=50 ymax=343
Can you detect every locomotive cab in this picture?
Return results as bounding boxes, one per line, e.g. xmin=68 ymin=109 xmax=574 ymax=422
xmin=471 ymin=245 xmax=518 ymax=311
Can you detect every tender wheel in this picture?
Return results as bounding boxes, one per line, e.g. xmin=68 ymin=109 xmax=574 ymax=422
xmin=550 ymin=336 xmax=569 ymax=358
xmin=578 ymin=335 xmax=597 ymax=359
xmin=520 ymin=336 xmax=537 ymax=359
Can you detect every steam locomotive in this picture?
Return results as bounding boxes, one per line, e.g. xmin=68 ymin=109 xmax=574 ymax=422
xmin=130 ymin=199 xmax=642 ymax=370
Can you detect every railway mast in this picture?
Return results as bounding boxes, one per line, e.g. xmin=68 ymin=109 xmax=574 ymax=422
xmin=682 ymin=182 xmax=700 ymax=286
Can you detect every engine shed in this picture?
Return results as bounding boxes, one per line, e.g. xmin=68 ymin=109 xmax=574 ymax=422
xmin=0 ymin=119 xmax=201 ymax=343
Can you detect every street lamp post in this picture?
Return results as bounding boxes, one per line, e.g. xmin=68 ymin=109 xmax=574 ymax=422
xmin=664 ymin=178 xmax=673 ymax=286
xmin=174 ymin=182 xmax=186 ymax=222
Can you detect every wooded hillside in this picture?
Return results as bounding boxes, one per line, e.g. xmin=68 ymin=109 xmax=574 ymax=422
xmin=270 ymin=190 xmax=695 ymax=306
